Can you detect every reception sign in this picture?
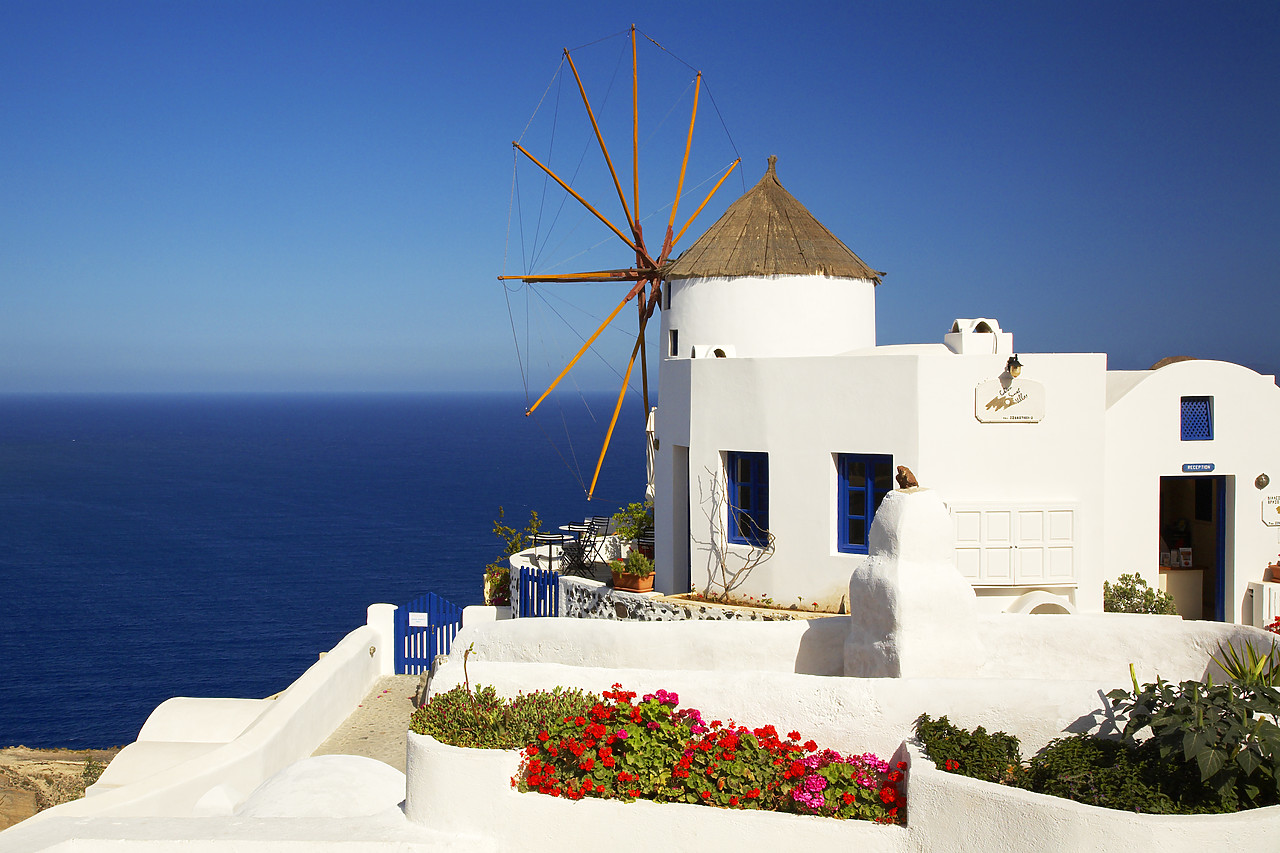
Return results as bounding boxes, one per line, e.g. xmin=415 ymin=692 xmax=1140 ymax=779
xmin=975 ymin=378 xmax=1045 ymax=423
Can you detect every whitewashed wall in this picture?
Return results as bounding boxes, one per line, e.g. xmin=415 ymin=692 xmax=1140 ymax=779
xmin=25 ymin=604 xmax=396 ymax=821
xmin=1103 ymin=359 xmax=1280 ymax=624
xmin=659 ymin=274 xmax=876 ymax=360
xmin=655 ymin=344 xmax=1109 ymax=612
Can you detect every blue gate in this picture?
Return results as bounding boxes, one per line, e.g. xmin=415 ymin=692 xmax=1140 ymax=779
xmin=518 ymin=566 xmax=560 ymax=618
xmin=394 ymin=592 xmax=463 ymax=674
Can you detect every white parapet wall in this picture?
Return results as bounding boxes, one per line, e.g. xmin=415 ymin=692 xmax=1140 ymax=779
xmin=904 ymin=743 xmax=1280 ymax=851
xmin=429 ymin=659 xmax=1115 ymax=760
xmin=406 ymin=712 xmax=1280 ymax=852
xmin=25 ymin=603 xmax=397 ymax=821
xmin=406 ymin=732 xmax=907 ymax=852
xmin=446 ymin=609 xmax=1272 ymax=689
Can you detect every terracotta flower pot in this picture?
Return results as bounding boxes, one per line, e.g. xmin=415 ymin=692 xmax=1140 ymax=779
xmin=611 ymin=570 xmax=654 ymax=593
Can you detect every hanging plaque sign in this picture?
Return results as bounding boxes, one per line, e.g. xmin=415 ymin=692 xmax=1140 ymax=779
xmin=1264 ymin=495 xmax=1280 ymax=527
xmin=975 ymin=378 xmax=1045 ymax=423
xmin=408 ymin=612 xmax=430 ymax=627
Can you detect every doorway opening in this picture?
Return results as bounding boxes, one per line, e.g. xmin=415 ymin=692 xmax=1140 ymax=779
xmin=1158 ymin=476 xmax=1227 ymax=621
xmin=673 ymin=445 xmax=691 ymax=595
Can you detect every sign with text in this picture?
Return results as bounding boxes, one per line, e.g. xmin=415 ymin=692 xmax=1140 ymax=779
xmin=1182 ymin=463 xmax=1215 ymax=473
xmin=408 ymin=612 xmax=430 ymax=627
xmin=1265 ymin=495 xmax=1280 ymax=527
xmin=975 ymin=378 xmax=1045 ymax=423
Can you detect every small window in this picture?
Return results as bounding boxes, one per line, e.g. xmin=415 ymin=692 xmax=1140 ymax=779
xmin=726 ymin=451 xmax=768 ymax=546
xmin=837 ymin=453 xmax=893 ymax=554
xmin=670 ymin=329 xmax=679 ymax=357
xmin=1181 ymin=397 xmax=1213 ymax=441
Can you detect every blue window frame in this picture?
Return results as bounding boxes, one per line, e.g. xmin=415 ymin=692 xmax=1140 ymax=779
xmin=1181 ymin=396 xmax=1213 ymax=441
xmin=837 ymin=454 xmax=893 ymax=554
xmin=726 ymin=451 xmax=768 ymax=546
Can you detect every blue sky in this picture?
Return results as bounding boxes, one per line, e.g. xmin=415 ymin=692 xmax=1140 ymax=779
xmin=2 ymin=1 xmax=1276 ymax=394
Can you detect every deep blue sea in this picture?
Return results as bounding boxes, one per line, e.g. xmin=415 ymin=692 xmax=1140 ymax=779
xmin=0 ymin=393 xmax=644 ymax=748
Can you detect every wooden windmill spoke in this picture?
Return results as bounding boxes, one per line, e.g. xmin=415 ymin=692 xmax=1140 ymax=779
xmin=673 ymin=158 xmax=740 ymax=247
xmin=497 ymin=269 xmax=648 ymax=284
xmin=524 ymin=285 xmax=643 ymax=417
xmin=512 ymin=142 xmax=645 ymax=260
xmin=564 ymin=49 xmax=639 ymax=241
xmin=589 ymin=313 xmax=648 ymax=501
xmin=507 ymin=30 xmax=739 ymax=498
xmin=631 ymin=24 xmax=640 ymax=232
xmin=661 ymin=72 xmax=700 ymax=262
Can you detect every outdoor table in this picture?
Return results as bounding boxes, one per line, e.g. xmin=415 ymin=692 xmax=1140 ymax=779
xmin=532 ymin=532 xmax=574 ymax=570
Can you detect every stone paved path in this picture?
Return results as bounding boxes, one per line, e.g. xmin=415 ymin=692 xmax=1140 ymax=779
xmin=311 ymin=674 xmax=421 ymax=773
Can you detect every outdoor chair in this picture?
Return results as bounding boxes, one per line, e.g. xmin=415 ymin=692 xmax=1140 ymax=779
xmin=560 ymin=523 xmax=594 ymax=577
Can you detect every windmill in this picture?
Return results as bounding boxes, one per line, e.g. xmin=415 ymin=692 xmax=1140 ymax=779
xmin=499 ymin=25 xmax=740 ymax=500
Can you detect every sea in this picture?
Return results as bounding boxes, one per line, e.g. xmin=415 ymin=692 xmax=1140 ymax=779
xmin=0 ymin=392 xmax=645 ymax=749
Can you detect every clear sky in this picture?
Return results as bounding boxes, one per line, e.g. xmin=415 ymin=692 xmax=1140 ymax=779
xmin=2 ymin=0 xmax=1276 ymax=394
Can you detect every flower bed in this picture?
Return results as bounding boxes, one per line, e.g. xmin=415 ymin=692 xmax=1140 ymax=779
xmin=913 ymin=669 xmax=1280 ymax=815
xmin=513 ymin=684 xmax=903 ymax=823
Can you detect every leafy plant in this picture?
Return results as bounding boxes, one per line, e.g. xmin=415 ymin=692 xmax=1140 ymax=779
xmin=1212 ymin=638 xmax=1280 ymax=689
xmin=611 ymin=501 xmax=653 ymax=542
xmin=410 ymin=683 xmax=599 ymax=750
xmin=1103 ymin=573 xmax=1178 ymax=615
xmin=1023 ymin=734 xmax=1175 ymax=813
xmin=913 ymin=714 xmax=1024 ymax=785
xmin=515 ymin=684 xmax=903 ymax=823
xmin=483 ymin=507 xmax=543 ymax=606
xmin=1104 ymin=671 xmax=1280 ymax=812
xmin=618 ymin=550 xmax=654 ymax=577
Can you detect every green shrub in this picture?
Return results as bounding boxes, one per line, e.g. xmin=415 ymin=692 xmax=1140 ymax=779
xmin=410 ymin=684 xmax=599 ymax=750
xmin=611 ymin=501 xmax=653 ymax=542
xmin=918 ymin=673 xmax=1280 ymax=814
xmin=483 ymin=507 xmax=543 ymax=606
xmin=621 ymin=550 xmax=654 ymax=577
xmin=1102 ymin=573 xmax=1178 ymax=615
xmin=81 ymin=758 xmax=106 ymax=788
xmin=1024 ymin=734 xmax=1175 ymax=813
xmin=1104 ymin=675 xmax=1280 ymax=812
xmin=913 ymin=714 xmax=1023 ymax=784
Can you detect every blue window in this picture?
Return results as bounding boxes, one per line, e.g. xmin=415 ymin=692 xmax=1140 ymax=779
xmin=726 ymin=451 xmax=768 ymax=546
xmin=1181 ymin=397 xmax=1213 ymax=441
xmin=837 ymin=454 xmax=894 ymax=554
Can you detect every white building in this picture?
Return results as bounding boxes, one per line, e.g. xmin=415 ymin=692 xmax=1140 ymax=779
xmin=652 ymin=157 xmax=1280 ymax=622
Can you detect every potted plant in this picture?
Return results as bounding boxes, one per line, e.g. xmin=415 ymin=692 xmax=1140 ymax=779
xmin=611 ymin=550 xmax=655 ymax=593
xmin=612 ymin=500 xmax=654 ymax=558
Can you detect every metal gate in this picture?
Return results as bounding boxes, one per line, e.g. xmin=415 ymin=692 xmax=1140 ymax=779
xmin=518 ymin=566 xmax=560 ymax=617
xmin=394 ymin=592 xmax=462 ymax=674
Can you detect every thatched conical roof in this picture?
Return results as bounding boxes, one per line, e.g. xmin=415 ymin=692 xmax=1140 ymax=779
xmin=663 ymin=156 xmax=882 ymax=282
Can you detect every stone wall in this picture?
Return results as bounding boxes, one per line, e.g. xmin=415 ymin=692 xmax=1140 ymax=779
xmin=560 ymin=576 xmax=803 ymax=622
